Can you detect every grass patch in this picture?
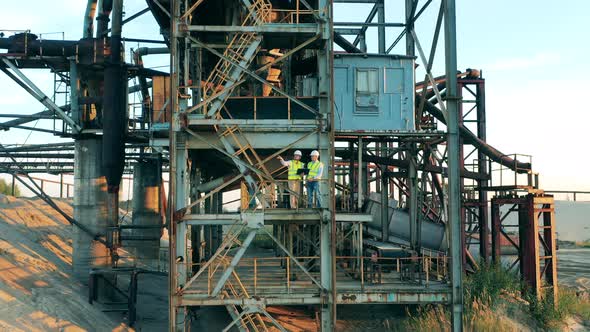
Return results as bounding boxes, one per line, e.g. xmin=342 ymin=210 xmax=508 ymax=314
xmin=529 ymin=287 xmax=590 ymax=329
xmin=401 ymin=300 xmax=516 ymax=332
xmin=399 ymin=263 xmax=590 ymax=331
xmin=575 ymin=240 xmax=590 ymax=248
xmin=464 ymin=263 xmax=521 ymax=306
xmin=0 ymin=179 xmax=20 ymax=196
xmin=403 ymin=305 xmax=449 ymax=332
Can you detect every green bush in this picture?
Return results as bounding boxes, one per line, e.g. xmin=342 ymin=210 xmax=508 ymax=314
xmin=464 ymin=262 xmax=521 ymax=306
xmin=529 ymin=287 xmax=590 ymax=329
xmin=402 ymin=264 xmax=522 ymax=331
xmin=403 ymin=305 xmax=450 ymax=332
xmin=393 ymin=264 xmax=590 ymax=331
xmin=0 ymin=178 xmax=20 ymax=196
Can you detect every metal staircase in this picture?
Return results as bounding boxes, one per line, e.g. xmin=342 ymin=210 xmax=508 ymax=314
xmin=197 ymin=0 xmax=275 ymax=207
xmin=203 ymin=34 xmax=262 ymax=117
xmin=202 ymin=0 xmax=272 ymax=117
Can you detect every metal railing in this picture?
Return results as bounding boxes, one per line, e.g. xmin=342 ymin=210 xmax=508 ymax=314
xmin=489 ymin=153 xmax=537 ymax=190
xmin=184 ymin=254 xmax=449 ymax=296
xmin=241 ymin=179 xmax=330 ymax=211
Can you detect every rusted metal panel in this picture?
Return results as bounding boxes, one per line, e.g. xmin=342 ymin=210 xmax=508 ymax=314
xmin=336 ymin=291 xmax=449 ymax=304
xmin=152 ymin=75 xmax=171 ymax=123
xmin=491 ymin=199 xmax=501 ymax=264
xmin=179 ymin=294 xmax=322 ymax=306
xmin=537 ymin=196 xmax=558 ymax=303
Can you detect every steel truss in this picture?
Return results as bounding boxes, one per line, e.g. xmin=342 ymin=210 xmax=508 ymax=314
xmin=165 ymin=0 xmax=466 ymax=331
xmin=168 ymin=1 xmax=336 ymax=330
xmin=0 ymin=0 xmax=557 ymax=331
xmin=491 ymin=194 xmax=558 ymax=303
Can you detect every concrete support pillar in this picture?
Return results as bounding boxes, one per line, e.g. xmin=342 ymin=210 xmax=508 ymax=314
xmin=73 ymin=138 xmax=110 ymax=283
xmin=130 ymin=159 xmax=162 ymax=261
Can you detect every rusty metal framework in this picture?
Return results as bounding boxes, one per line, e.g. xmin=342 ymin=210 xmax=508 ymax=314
xmin=0 ymin=1 xmax=564 ymax=331
xmin=167 ymin=1 xmax=338 ymax=330
xmin=163 ymin=0 xmax=466 ymax=330
xmin=491 ymin=194 xmax=558 ymax=303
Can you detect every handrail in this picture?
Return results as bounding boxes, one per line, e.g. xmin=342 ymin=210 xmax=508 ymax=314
xmin=184 ymin=255 xmax=449 ymax=295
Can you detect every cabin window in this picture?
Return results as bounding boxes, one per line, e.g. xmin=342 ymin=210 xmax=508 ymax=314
xmin=356 ymin=69 xmax=379 ymax=94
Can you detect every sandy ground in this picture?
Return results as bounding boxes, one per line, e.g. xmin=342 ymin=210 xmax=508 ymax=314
xmin=0 ymin=194 xmax=169 ymax=331
xmin=0 ymin=194 xmax=130 ymax=331
xmin=1 ymin=193 xmax=588 ymax=332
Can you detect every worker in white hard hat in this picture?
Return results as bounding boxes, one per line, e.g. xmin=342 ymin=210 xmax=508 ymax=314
xmin=306 ymin=150 xmax=324 ymax=208
xmin=278 ymin=150 xmax=304 ymax=208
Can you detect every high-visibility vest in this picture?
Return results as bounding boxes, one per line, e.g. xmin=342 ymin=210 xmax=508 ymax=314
xmin=307 ymin=161 xmax=323 ymax=179
xmin=288 ymin=160 xmax=304 ymax=180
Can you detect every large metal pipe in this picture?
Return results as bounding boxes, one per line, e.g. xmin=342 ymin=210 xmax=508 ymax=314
xmin=97 ymin=0 xmax=114 ymax=37
xmin=0 ymin=110 xmax=60 ymax=130
xmin=101 ymin=0 xmax=125 ymax=247
xmin=364 ymin=193 xmax=447 ymax=251
xmin=136 ymin=47 xmax=169 ymax=56
xmin=417 ymin=95 xmax=532 ymax=172
xmin=335 ymin=149 xmax=488 ymax=180
xmin=102 ymin=0 xmax=126 ymax=194
xmin=194 ymin=173 xmax=239 ymax=193
xmin=84 ymin=0 xmax=99 ymax=38
xmin=334 ymin=32 xmax=362 ymax=54
xmin=0 ymin=35 xmax=100 ymax=58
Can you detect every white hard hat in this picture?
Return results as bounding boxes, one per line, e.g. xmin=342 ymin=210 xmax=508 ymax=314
xmin=294 ymin=150 xmax=302 ymax=156
xmin=310 ymin=150 xmax=319 ymax=157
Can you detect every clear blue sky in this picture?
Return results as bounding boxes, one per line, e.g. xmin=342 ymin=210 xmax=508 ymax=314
xmin=0 ymin=0 xmax=588 ymax=194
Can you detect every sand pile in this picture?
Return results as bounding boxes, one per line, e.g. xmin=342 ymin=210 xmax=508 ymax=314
xmin=0 ymin=194 xmax=130 ymax=331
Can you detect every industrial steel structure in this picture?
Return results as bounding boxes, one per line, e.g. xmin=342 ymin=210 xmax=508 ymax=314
xmin=0 ymin=0 xmax=559 ymax=331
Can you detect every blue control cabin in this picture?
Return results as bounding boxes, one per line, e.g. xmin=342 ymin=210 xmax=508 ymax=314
xmin=152 ymin=53 xmax=415 ymax=134
xmin=333 ymin=53 xmax=415 ymax=132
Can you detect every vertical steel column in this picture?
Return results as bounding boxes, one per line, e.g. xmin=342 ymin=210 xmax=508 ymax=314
xmin=349 ymin=141 xmax=355 ymax=212
xmin=457 ymin=85 xmax=467 ymax=268
xmin=319 ymin=0 xmax=335 ymax=329
xmin=408 ymin=146 xmax=419 ymax=252
xmin=405 ymin=0 xmax=416 ymax=55
xmin=169 ymin=0 xmax=188 ymax=330
xmin=170 ymin=136 xmax=189 ymax=331
xmin=541 ymin=197 xmax=558 ymax=303
xmin=359 ymin=34 xmax=367 ymax=53
xmin=519 ymin=195 xmax=539 ymax=297
xmin=357 ymin=137 xmax=363 ymax=211
xmin=405 ymin=0 xmax=420 ymax=256
xmin=490 ymin=198 xmax=501 ymax=264
xmin=377 ymin=0 xmax=386 ymax=54
xmin=380 ymin=142 xmax=389 ymax=241
xmin=443 ymin=0 xmax=463 ymax=330
xmin=11 ymin=174 xmax=15 ymax=196
xmin=190 ymin=164 xmax=201 ymax=273
xmin=476 ymin=82 xmax=489 ymax=261
xmin=60 ymin=174 xmax=64 ymax=198
xmin=69 ymin=59 xmax=80 ymax=126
